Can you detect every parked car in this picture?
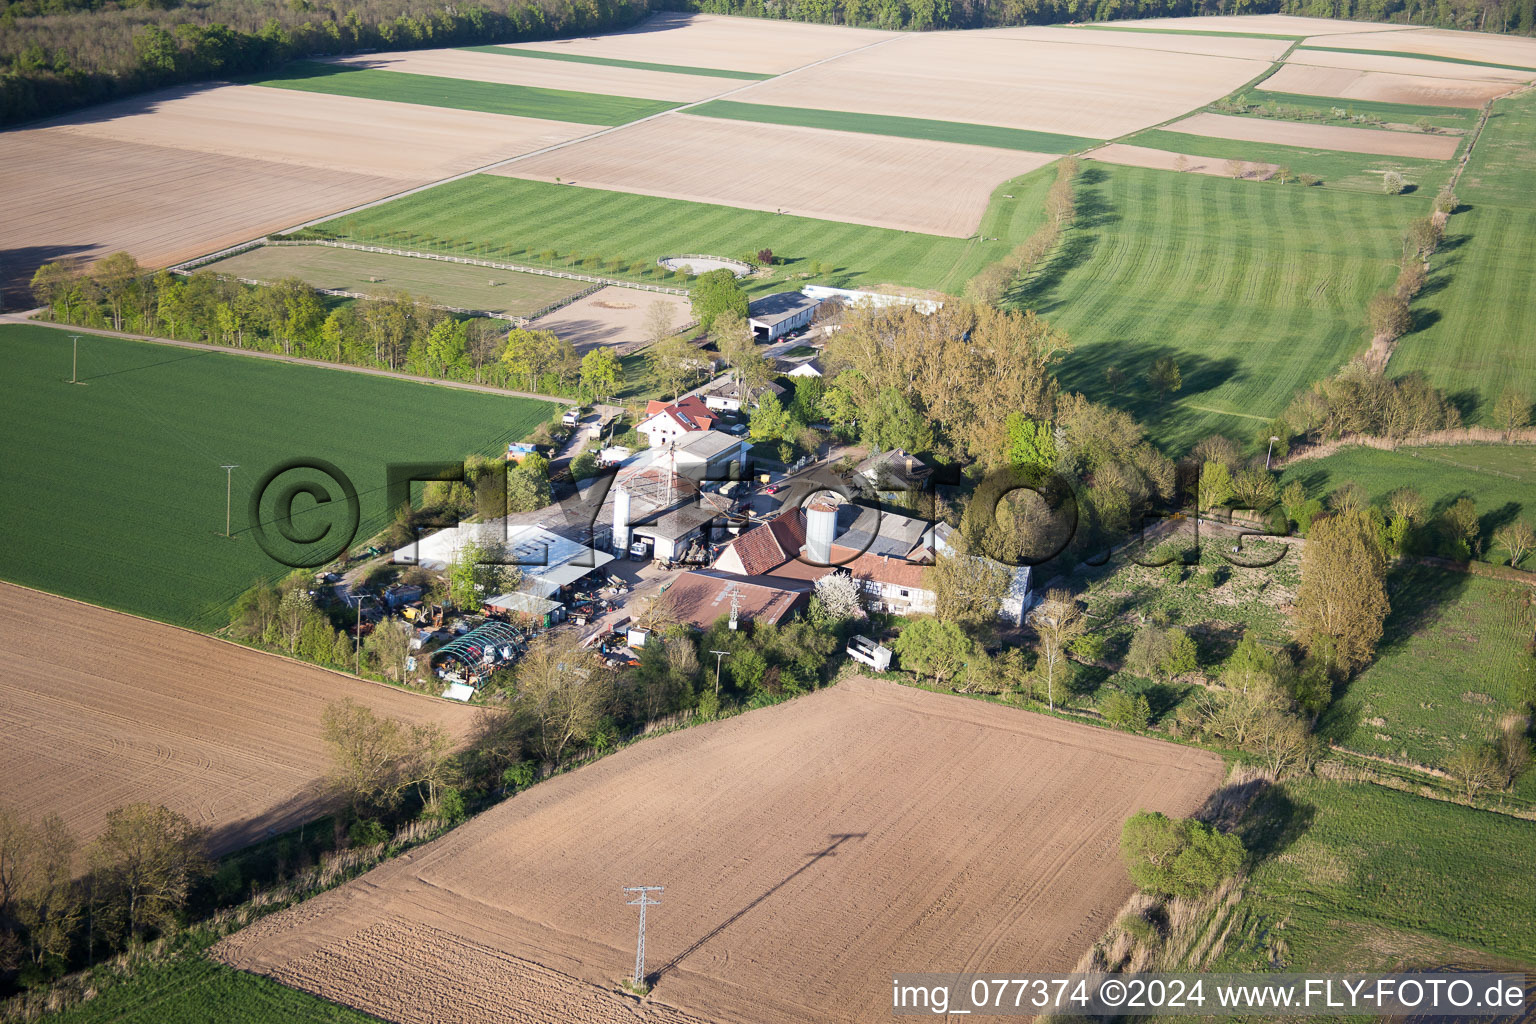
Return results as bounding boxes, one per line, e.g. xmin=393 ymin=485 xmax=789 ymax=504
xmin=727 ymin=423 xmax=747 ymax=435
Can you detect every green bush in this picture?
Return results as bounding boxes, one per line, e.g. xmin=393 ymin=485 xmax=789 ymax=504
xmin=1102 ymin=690 xmax=1152 ymax=731
xmin=348 ymin=818 xmax=388 ymax=847
xmin=1121 ymin=811 xmax=1244 ymax=899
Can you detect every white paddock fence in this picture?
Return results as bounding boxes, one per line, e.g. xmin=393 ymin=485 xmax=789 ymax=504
xmin=168 ymin=238 xmax=691 ymax=324
xmin=266 ymin=239 xmax=691 ymax=295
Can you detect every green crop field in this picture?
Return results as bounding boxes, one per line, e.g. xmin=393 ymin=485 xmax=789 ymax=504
xmin=251 ymin=62 xmax=675 ymax=125
xmin=208 ymin=245 xmax=589 ymax=317
xmin=1280 ymin=445 xmax=1535 ymax=527
xmin=1458 ymin=87 xmax=1536 ymax=210
xmin=47 ymin=954 xmax=382 ymax=1024
xmin=1330 ymin=566 xmax=1534 ymax=768
xmin=0 ymin=324 xmax=555 ymax=630
xmin=1241 ymin=89 xmax=1479 ymax=131
xmin=1128 ymin=127 xmax=1461 ymax=194
xmin=689 ymin=100 xmax=1101 ymax=153
xmin=1218 ymin=778 xmax=1536 ymax=971
xmin=318 ymin=167 xmax=1056 ymax=297
xmin=461 ymin=44 xmax=771 ymax=79
xmin=1010 ymin=164 xmax=1413 ymax=452
xmin=1296 ymin=44 xmax=1536 ymax=73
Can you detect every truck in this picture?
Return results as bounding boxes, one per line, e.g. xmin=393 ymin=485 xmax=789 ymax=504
xmin=561 ymin=407 xmax=582 ymax=427
xmin=628 ymin=536 xmax=654 ymax=560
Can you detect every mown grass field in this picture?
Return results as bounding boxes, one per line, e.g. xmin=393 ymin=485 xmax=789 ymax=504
xmin=1331 ymin=566 xmax=1534 ymax=768
xmin=1015 ymin=164 xmax=1412 ymax=452
xmin=47 ymin=954 xmax=382 ymax=1024
xmin=319 ymin=167 xmax=1056 ymax=296
xmin=0 ymin=324 xmax=554 ymax=630
xmin=461 ymin=44 xmax=771 ymax=79
xmin=1458 ymin=87 xmax=1536 ymax=210
xmin=1127 ymin=127 xmax=1460 ymax=193
xmin=1241 ymin=89 xmax=1479 ymax=131
xmin=1219 ymin=778 xmax=1536 ymax=971
xmin=689 ymin=100 xmax=1100 ymax=152
xmin=209 ymin=245 xmax=589 ymax=317
xmin=1390 ymin=89 xmax=1536 ymax=419
xmin=251 ymin=62 xmax=676 ymax=124
xmin=1280 ymin=445 xmax=1535 ymax=528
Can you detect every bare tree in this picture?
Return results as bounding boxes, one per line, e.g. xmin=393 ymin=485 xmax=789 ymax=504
xmin=1493 ymin=520 xmax=1535 ymax=569
xmin=321 ymin=698 xmax=412 ymax=816
xmin=1493 ymin=387 xmax=1530 ymax=440
xmin=1032 ymin=589 xmax=1083 ymax=711
xmin=643 ymin=299 xmax=676 ymax=349
xmin=514 ymin=635 xmax=611 ymax=764
xmin=1444 ymin=742 xmax=1502 ymax=800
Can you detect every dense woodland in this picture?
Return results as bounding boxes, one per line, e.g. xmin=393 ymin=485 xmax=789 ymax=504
xmin=676 ymin=0 xmax=1535 ymax=34
xmin=0 ymin=0 xmax=649 ymax=124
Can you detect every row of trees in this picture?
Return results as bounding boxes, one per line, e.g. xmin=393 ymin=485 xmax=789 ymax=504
xmin=30 ymin=254 xmax=652 ymax=401
xmin=965 ymin=157 xmax=1077 ymax=306
xmin=1 ymin=0 xmax=649 ymax=124
xmin=0 ymin=802 xmax=208 ymax=982
xmin=681 ymin=0 xmax=1536 ymax=37
xmin=1365 ymin=203 xmax=1450 ymax=346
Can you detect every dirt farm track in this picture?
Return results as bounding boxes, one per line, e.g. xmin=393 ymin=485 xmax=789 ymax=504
xmin=0 ymin=583 xmax=479 ymax=854
xmin=218 ymin=676 xmax=1223 ymax=1024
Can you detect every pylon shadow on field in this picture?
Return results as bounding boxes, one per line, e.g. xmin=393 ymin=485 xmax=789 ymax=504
xmin=647 ymin=832 xmax=867 ymax=987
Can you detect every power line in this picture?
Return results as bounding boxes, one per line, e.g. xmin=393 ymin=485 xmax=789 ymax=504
xmin=623 ymin=885 xmax=663 ymax=990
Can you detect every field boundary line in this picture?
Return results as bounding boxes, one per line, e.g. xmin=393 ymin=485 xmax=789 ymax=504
xmin=168 ymin=33 xmax=907 ymax=273
xmin=0 ymin=579 xmax=474 ymax=706
xmin=183 ymin=240 xmax=690 ymax=299
xmin=0 ymin=311 xmax=573 ymax=405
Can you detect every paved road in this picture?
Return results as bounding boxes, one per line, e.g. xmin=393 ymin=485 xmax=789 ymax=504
xmin=1 ymin=310 xmax=574 ymax=406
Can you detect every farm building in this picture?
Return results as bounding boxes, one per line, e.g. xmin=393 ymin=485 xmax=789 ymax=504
xmin=709 ymin=499 xmax=1030 ymax=623
xmin=637 ymin=395 xmax=716 ymax=447
xmin=661 ymin=569 xmax=810 ymax=630
xmin=482 ymin=591 xmax=565 ymax=628
xmin=747 ymin=291 xmax=822 ymax=341
xmin=669 ymin=429 xmax=749 ymax=480
xmin=687 ymin=373 xmax=787 ymax=413
xmin=802 ymin=284 xmax=943 ymax=314
xmin=856 ymin=448 xmax=935 ymax=495
xmin=391 ymin=520 xmax=614 ymax=599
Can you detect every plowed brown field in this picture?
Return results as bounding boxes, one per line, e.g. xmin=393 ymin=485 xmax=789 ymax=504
xmin=499 ymin=113 xmax=1056 ymax=236
xmin=217 ymin=676 xmax=1223 ymax=1024
xmin=0 ymin=584 xmax=479 ymax=854
xmin=731 ymin=31 xmax=1268 ymax=138
xmin=1257 ymin=65 xmax=1514 ymax=107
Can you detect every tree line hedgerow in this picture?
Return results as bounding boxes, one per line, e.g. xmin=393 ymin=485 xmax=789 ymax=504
xmin=0 ymin=0 xmax=650 ymax=125
xmin=670 ymin=0 xmax=1536 ymax=37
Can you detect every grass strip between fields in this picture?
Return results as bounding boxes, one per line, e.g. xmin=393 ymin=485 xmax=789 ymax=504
xmin=1067 ymin=22 xmax=1305 ymax=40
xmin=1244 ymin=88 xmax=1481 ymax=122
xmin=460 ymin=44 xmax=773 ymax=80
xmin=250 ymin=61 xmax=677 ymax=125
xmin=689 ymin=100 xmax=1101 ymax=153
xmin=1128 ymin=127 xmax=1460 ymax=193
xmin=1296 ymin=43 xmax=1536 ymax=72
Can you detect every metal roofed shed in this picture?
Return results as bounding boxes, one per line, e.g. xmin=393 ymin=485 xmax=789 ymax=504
xmin=747 ymin=292 xmax=822 ymax=342
xmin=431 ymin=620 xmax=526 ymax=687
xmin=483 ymin=591 xmax=566 ymax=627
